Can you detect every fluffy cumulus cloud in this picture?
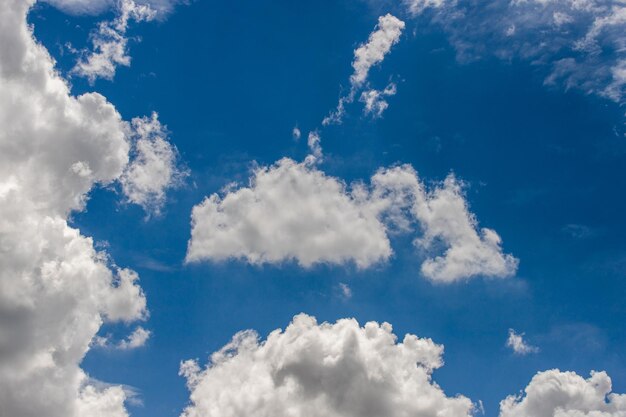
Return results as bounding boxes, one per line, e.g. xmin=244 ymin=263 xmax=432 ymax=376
xmin=411 ymin=0 xmax=626 ymax=103
xmin=0 ymin=0 xmax=179 ymax=415
xmin=187 ymin=148 xmax=517 ymax=281
xmin=120 ymin=112 xmax=187 ymax=215
xmin=186 ymin=158 xmax=391 ymax=269
xmin=500 ymin=369 xmax=626 ymax=417
xmin=179 ymin=314 xmax=475 ymax=417
xmin=324 ymin=14 xmax=405 ymax=125
xmin=72 ymin=0 xmax=157 ymax=82
xmin=506 ymin=329 xmax=539 ymax=355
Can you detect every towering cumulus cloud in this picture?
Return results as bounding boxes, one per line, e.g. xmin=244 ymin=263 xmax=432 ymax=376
xmin=187 ymin=154 xmax=517 ymax=282
xmin=0 ymin=0 xmax=181 ymax=415
xmin=180 ymin=314 xmax=475 ymax=417
xmin=500 ymin=370 xmax=626 ymax=417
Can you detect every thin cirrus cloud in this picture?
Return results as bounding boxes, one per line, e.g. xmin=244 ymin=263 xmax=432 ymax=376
xmin=179 ymin=314 xmax=475 ymax=417
xmin=186 ymin=139 xmax=518 ymax=282
xmin=42 ymin=0 xmax=182 ymax=15
xmin=323 ymin=13 xmax=405 ymax=125
xmin=406 ymin=0 xmax=626 ymax=104
xmin=0 ymin=0 xmax=182 ymax=415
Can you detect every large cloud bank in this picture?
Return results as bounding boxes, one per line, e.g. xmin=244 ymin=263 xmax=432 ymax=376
xmin=187 ymin=157 xmax=517 ymax=282
xmin=179 ymin=314 xmax=475 ymax=417
xmin=0 ymin=0 xmax=181 ymax=415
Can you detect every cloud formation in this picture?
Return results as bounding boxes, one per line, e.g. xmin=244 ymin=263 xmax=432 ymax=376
xmin=0 ymin=0 xmax=179 ymax=415
xmin=500 ymin=369 xmax=626 ymax=417
xmin=117 ymin=326 xmax=151 ymax=350
xmin=120 ymin=112 xmax=187 ymax=215
xmin=186 ymin=158 xmax=391 ymax=269
xmin=411 ymin=0 xmax=626 ymax=103
xmin=72 ymin=0 xmax=157 ymax=82
xmin=406 ymin=0 xmax=447 ymax=16
xmin=180 ymin=314 xmax=475 ymax=417
xmin=42 ymin=0 xmax=116 ymax=14
xmin=93 ymin=326 xmax=152 ymax=350
xmin=187 ymin=152 xmax=517 ymax=282
xmin=292 ymin=126 xmax=301 ymax=140
xmin=506 ymin=329 xmax=539 ymax=355
xmin=324 ymin=14 xmax=405 ymax=125
xmin=360 ymin=82 xmax=397 ymax=118
xmin=43 ymin=0 xmax=181 ymax=16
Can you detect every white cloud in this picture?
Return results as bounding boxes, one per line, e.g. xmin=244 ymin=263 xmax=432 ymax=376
xmin=500 ymin=369 xmax=626 ymax=417
xmin=186 ymin=158 xmax=391 ymax=269
xmin=43 ymin=0 xmax=181 ymax=16
xmin=406 ymin=0 xmax=448 ymax=16
xmin=371 ymin=166 xmax=519 ymax=282
xmin=42 ymin=0 xmax=115 ymax=15
xmin=120 ymin=112 xmax=187 ymax=215
xmin=305 ymin=130 xmax=323 ymax=164
xmin=0 ymin=0 xmax=178 ymax=415
xmin=72 ymin=0 xmax=157 ymax=82
xmin=417 ymin=0 xmax=626 ymax=103
xmin=351 ymin=14 xmax=406 ymax=87
xmin=360 ymin=82 xmax=397 ymax=118
xmin=338 ymin=282 xmax=353 ymax=299
xmin=324 ymin=14 xmax=405 ymax=125
xmin=94 ymin=326 xmax=152 ymax=350
xmin=179 ymin=314 xmax=475 ymax=417
xmin=506 ymin=329 xmax=539 ymax=355
xmin=292 ymin=126 xmax=301 ymax=140
xmin=187 ymin=149 xmax=517 ymax=281
xmin=117 ymin=326 xmax=151 ymax=350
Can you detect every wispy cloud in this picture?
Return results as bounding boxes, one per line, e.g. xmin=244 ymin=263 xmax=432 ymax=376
xmin=406 ymin=0 xmax=626 ymax=104
xmin=323 ymin=14 xmax=405 ymax=125
xmin=506 ymin=328 xmax=539 ymax=355
xmin=72 ymin=0 xmax=157 ymax=82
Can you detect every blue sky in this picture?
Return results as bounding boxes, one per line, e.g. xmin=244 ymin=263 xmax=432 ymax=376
xmin=3 ymin=0 xmax=626 ymax=417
